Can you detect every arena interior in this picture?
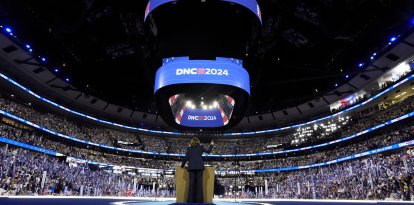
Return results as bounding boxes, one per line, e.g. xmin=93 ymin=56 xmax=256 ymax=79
xmin=1 ymin=0 xmax=414 ymax=204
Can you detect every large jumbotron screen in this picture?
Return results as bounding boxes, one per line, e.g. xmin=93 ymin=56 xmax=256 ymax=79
xmin=144 ymin=0 xmax=262 ymax=23
xmin=154 ymin=57 xmax=249 ymax=128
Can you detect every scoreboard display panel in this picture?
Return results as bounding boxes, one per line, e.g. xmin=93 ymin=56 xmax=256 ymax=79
xmin=144 ymin=0 xmax=261 ymax=23
xmin=154 ymin=57 xmax=250 ymax=95
xmin=147 ymin=0 xmax=259 ymax=130
xmin=154 ymin=57 xmax=249 ymax=129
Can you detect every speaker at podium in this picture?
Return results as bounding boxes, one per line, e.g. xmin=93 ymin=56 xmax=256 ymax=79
xmin=175 ymin=166 xmax=215 ymax=204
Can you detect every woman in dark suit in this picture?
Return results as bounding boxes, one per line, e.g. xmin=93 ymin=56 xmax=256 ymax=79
xmin=181 ymin=137 xmax=214 ymax=203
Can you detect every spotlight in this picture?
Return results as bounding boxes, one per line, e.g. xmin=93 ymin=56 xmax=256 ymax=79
xmin=65 ymin=78 xmax=70 ymax=82
xmin=358 ymin=63 xmax=364 ymax=67
xmin=54 ymin=68 xmax=59 ymax=72
xmin=345 ymin=75 xmax=349 ymax=78
xmin=202 ymin=105 xmax=207 ymax=110
xmin=25 ymin=44 xmax=31 ymax=49
xmin=390 ymin=36 xmax=397 ymax=43
xmin=41 ymin=57 xmax=46 ymax=62
xmin=213 ymin=101 xmax=218 ymax=106
xmin=4 ymin=27 xmax=11 ymax=33
xmin=335 ymin=83 xmax=338 ymax=87
xmin=186 ymin=101 xmax=192 ymax=106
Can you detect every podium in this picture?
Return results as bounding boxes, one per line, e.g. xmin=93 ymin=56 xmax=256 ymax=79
xmin=175 ymin=166 xmax=215 ymax=203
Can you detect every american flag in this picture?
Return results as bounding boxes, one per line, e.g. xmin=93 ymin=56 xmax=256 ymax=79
xmin=127 ymin=188 xmax=133 ymax=196
xmin=145 ymin=2 xmax=151 ymax=18
xmin=197 ymin=68 xmax=205 ymax=74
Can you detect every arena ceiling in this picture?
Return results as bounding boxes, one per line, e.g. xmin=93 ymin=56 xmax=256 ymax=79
xmin=0 ymin=0 xmax=412 ymax=115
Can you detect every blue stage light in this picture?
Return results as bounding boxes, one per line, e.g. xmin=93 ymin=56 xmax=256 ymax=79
xmin=358 ymin=63 xmax=364 ymax=67
xmin=41 ymin=57 xmax=46 ymax=62
xmin=4 ymin=27 xmax=11 ymax=33
xmin=25 ymin=44 xmax=31 ymax=49
xmin=335 ymin=83 xmax=338 ymax=87
xmin=65 ymin=78 xmax=70 ymax=82
xmin=54 ymin=68 xmax=59 ymax=72
xmin=345 ymin=75 xmax=349 ymax=78
xmin=390 ymin=36 xmax=397 ymax=43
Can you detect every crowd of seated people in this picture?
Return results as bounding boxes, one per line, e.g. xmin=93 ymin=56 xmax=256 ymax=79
xmin=162 ymin=137 xmax=269 ymax=154
xmin=0 ymin=95 xmax=260 ymax=154
xmin=1 ymin=108 xmax=413 ymax=175
xmin=212 ymin=124 xmax=413 ymax=171
xmin=120 ymin=94 xmax=414 ymax=155
xmin=0 ymin=95 xmax=280 ymax=154
xmin=0 ymin=146 xmax=175 ymax=197
xmin=330 ymin=94 xmax=368 ymax=114
xmin=218 ymin=147 xmax=414 ymax=200
xmin=1 ymin=94 xmax=414 ymax=156
xmin=0 ymin=93 xmax=413 ymax=199
xmin=0 ymin=91 xmax=413 ymax=172
xmin=1 ymin=142 xmax=414 ymax=200
xmin=329 ymin=68 xmax=412 ymax=114
xmin=0 ymin=124 xmax=177 ymax=170
xmin=263 ymin=95 xmax=414 ymax=148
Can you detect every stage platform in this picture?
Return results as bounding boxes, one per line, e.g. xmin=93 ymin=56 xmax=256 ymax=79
xmin=0 ymin=196 xmax=413 ymax=205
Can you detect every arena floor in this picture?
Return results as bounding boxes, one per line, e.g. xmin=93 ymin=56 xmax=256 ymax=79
xmin=1 ymin=196 xmax=413 ymax=205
